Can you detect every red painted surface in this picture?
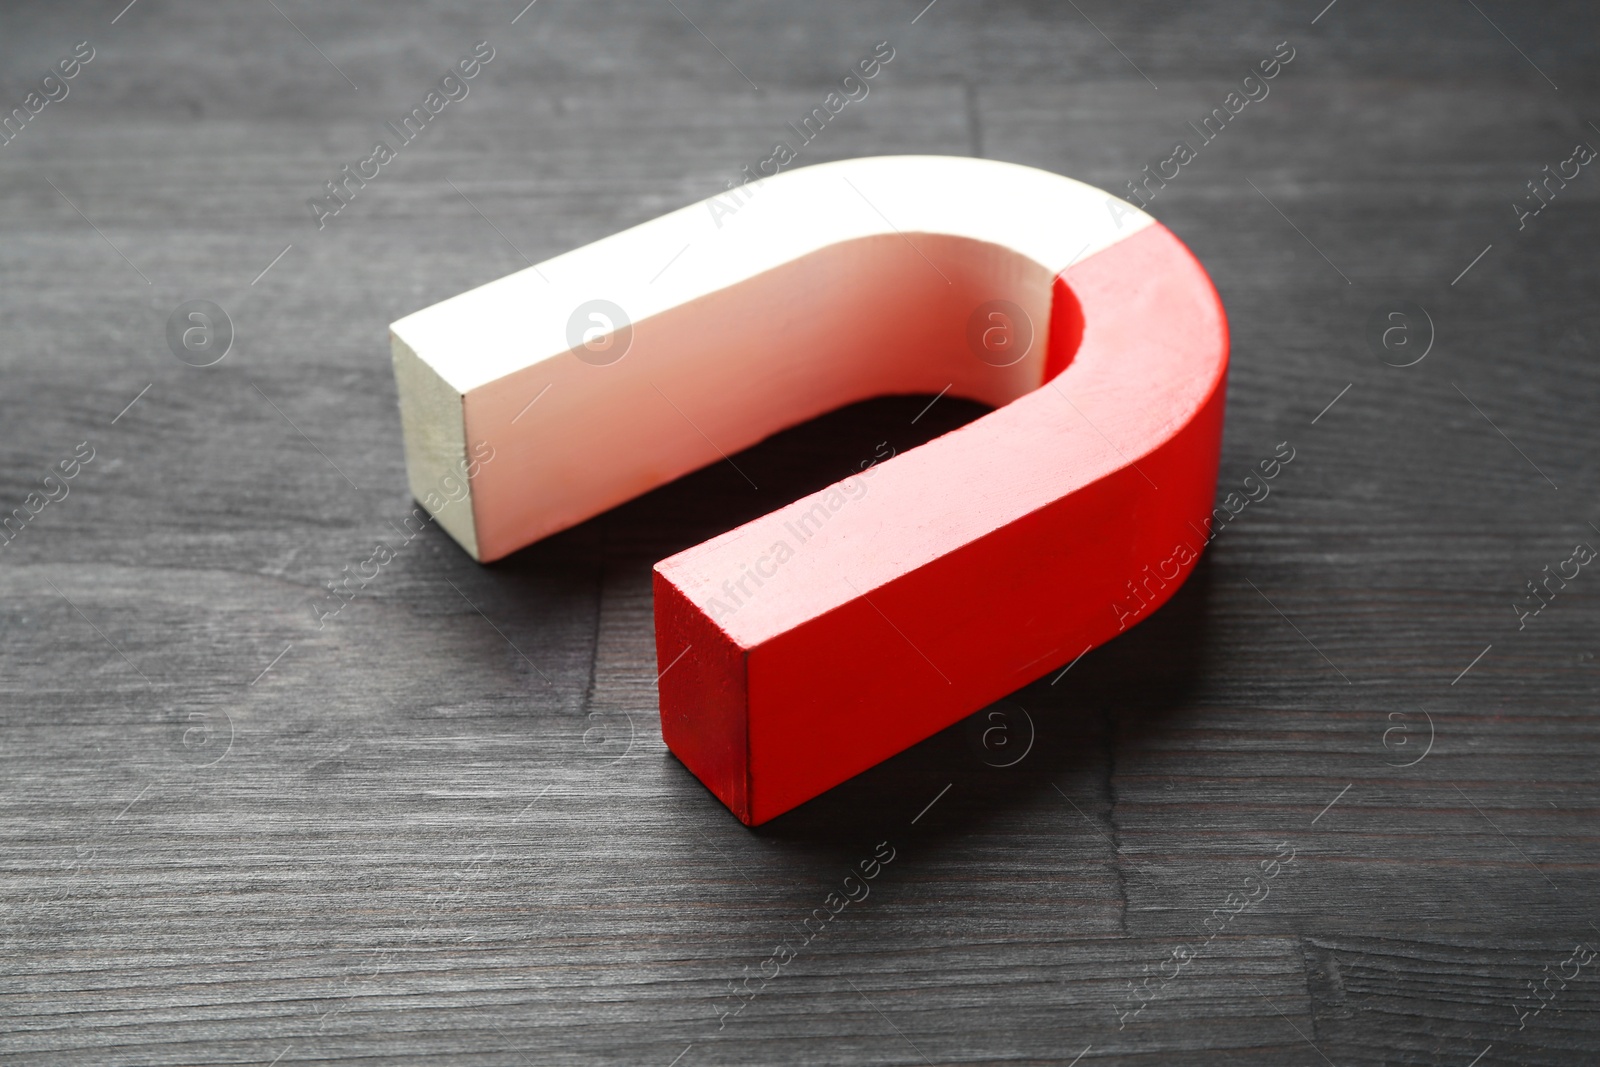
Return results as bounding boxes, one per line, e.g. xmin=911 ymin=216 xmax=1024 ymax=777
xmin=656 ymin=222 xmax=1228 ymax=825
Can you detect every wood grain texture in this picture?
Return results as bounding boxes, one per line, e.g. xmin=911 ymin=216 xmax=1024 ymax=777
xmin=1 ymin=1 xmax=1597 ymax=1064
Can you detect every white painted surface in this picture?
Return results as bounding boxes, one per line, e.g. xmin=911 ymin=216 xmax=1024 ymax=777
xmin=390 ymin=155 xmax=1152 ymax=561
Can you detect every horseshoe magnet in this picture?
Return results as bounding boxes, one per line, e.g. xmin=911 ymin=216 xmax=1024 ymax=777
xmin=391 ymin=156 xmax=1228 ymax=825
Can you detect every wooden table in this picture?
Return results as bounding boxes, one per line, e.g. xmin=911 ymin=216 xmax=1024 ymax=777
xmin=2 ymin=2 xmax=1596 ymax=1063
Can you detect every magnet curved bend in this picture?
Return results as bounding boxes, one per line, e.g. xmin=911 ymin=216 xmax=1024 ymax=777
xmin=390 ymin=155 xmax=1228 ymax=825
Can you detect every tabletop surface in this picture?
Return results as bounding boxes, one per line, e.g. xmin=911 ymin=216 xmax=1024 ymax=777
xmin=2 ymin=2 xmax=1598 ymax=1064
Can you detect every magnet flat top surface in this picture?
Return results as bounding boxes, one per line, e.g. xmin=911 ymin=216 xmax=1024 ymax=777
xmin=390 ymin=155 xmax=1152 ymax=394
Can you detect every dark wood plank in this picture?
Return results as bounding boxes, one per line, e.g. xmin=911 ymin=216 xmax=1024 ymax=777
xmin=2 ymin=1 xmax=1599 ymax=1064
